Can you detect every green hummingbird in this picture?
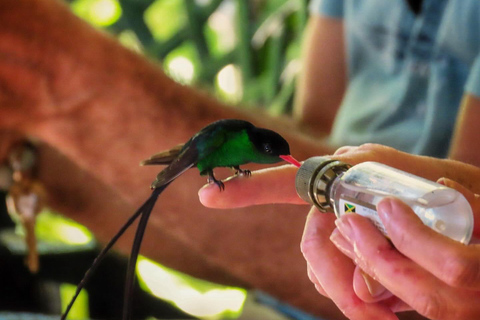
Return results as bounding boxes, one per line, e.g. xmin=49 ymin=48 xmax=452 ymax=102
xmin=61 ymin=119 xmax=300 ymax=320
xmin=141 ymin=119 xmax=301 ymax=190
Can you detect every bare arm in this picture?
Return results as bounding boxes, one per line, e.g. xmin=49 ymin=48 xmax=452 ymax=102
xmin=293 ymin=14 xmax=346 ymax=137
xmin=0 ymin=0 xmax=342 ymax=318
xmin=449 ymin=93 xmax=480 ymax=167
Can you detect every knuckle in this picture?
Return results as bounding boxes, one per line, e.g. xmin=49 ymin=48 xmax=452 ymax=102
xmin=357 ymin=143 xmax=396 ymax=157
xmin=413 ymin=290 xmax=471 ymax=320
xmin=336 ymin=298 xmax=364 ymax=319
xmin=357 ymin=143 xmax=378 ymax=151
xmin=390 ymin=224 xmax=409 ymax=249
xmin=413 ymin=291 xmax=445 ymax=320
xmin=442 ymin=252 xmax=480 ymax=288
xmin=333 ymin=145 xmax=355 ymax=155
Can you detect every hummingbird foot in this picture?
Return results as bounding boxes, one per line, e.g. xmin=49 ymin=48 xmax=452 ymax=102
xmin=207 ymin=172 xmax=225 ymax=191
xmin=233 ymin=166 xmax=251 ymax=177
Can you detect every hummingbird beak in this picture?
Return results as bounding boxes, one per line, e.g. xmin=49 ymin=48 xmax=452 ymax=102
xmin=280 ymin=155 xmax=301 ymax=168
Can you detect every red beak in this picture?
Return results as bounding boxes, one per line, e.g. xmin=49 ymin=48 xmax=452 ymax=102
xmin=280 ymin=155 xmax=302 ymax=168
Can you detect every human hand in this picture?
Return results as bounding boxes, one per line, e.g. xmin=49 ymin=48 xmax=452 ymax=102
xmin=199 ymin=143 xmax=480 ymax=319
xmin=198 ymin=143 xmax=443 ymax=207
xmin=326 ymin=179 xmax=480 ymax=320
xmin=198 ymin=152 xmax=401 ymax=319
xmin=199 ymin=165 xmax=399 ymax=319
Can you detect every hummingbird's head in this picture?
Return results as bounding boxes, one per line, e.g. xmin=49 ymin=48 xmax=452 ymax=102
xmin=249 ymin=128 xmax=293 ymax=164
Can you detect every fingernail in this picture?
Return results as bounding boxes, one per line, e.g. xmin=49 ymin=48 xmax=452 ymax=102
xmin=361 ymin=270 xmax=387 ymax=298
xmin=436 ymin=177 xmax=446 ymax=186
xmin=335 ymin=216 xmax=354 ymax=242
xmin=437 ymin=177 xmax=455 ymax=189
xmin=330 ymin=228 xmax=354 ymax=257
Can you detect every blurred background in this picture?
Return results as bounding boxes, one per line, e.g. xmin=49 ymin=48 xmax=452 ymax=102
xmin=0 ymin=0 xmax=317 ymax=319
xmin=66 ymin=0 xmax=307 ymax=113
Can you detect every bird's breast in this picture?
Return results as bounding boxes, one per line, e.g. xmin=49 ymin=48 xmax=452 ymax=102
xmin=196 ymin=132 xmax=256 ymax=172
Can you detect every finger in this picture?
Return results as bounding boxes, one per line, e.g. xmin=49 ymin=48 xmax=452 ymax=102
xmin=380 ymin=296 xmax=412 ymax=314
xmin=377 ymin=197 xmax=480 ymax=289
xmin=353 ymin=267 xmax=392 ymax=303
xmin=332 ymin=143 xmax=398 ymax=166
xmin=333 ymin=145 xmax=357 ymax=155
xmin=198 ymin=164 xmax=305 ymax=208
xmin=302 ymin=208 xmax=397 ymax=320
xmin=337 ymin=213 xmax=480 ymax=320
xmin=332 ymin=227 xmax=404 ymax=307
xmin=330 ymin=227 xmax=355 ymax=259
xmin=332 ymin=221 xmax=393 ymax=303
xmin=331 ymin=228 xmax=394 ymax=303
xmin=332 ymin=144 xmax=430 ymax=178
xmin=307 ymin=264 xmax=328 ymax=297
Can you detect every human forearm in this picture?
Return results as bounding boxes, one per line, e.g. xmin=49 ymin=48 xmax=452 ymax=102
xmin=0 ymin=0 xmax=344 ymax=317
xmin=293 ymin=15 xmax=346 ymax=137
xmin=0 ymin=0 xmax=329 ymax=202
xmin=449 ymin=94 xmax=480 ymax=167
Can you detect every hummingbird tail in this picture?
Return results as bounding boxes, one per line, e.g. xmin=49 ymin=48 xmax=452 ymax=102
xmin=122 ymin=184 xmax=169 ymax=320
xmin=60 ymin=187 xmax=165 ymax=320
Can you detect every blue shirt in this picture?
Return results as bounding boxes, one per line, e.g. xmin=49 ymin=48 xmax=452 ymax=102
xmin=310 ymin=0 xmax=480 ymax=157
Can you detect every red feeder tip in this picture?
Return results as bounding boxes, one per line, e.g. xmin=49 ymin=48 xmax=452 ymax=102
xmin=280 ymin=155 xmax=302 ymax=168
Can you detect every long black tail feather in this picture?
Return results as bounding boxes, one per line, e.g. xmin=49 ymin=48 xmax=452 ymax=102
xmin=122 ymin=184 xmax=168 ymax=319
xmin=60 ymin=186 xmax=166 ymax=320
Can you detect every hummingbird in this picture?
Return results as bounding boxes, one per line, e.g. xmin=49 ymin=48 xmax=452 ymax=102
xmin=61 ymin=119 xmax=301 ymax=320
xmin=141 ymin=119 xmax=301 ymax=190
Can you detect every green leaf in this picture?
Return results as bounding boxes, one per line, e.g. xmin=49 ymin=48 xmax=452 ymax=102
xmin=71 ymin=0 xmax=122 ymax=27
xmin=144 ymin=0 xmax=187 ymax=41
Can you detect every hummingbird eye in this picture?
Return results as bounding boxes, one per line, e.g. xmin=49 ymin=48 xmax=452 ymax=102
xmin=263 ymin=143 xmax=272 ymax=154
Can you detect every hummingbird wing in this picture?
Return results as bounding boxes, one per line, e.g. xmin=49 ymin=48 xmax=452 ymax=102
xmin=140 ymin=144 xmax=184 ymax=165
xmin=150 ymin=127 xmax=230 ymax=188
xmin=150 ymin=144 xmax=199 ymax=188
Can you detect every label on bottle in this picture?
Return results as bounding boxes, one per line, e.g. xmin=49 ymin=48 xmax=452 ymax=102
xmin=339 ymin=197 xmax=388 ymax=236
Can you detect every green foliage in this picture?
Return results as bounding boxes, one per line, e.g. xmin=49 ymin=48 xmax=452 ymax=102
xmin=137 ymin=256 xmax=247 ymax=319
xmin=68 ymin=0 xmax=308 ymax=114
xmin=71 ymin=0 xmax=122 ymax=27
xmin=60 ymin=283 xmax=90 ymax=320
xmin=144 ymin=0 xmax=187 ymax=41
xmin=163 ymin=41 xmax=200 ymax=84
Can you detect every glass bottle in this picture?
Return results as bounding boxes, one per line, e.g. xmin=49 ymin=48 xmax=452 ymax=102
xmin=295 ymin=157 xmax=473 ymax=244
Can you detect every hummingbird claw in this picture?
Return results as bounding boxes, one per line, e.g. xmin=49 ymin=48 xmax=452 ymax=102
xmin=216 ymin=180 xmax=225 ymax=191
xmin=207 ymin=172 xmax=225 ymax=191
xmin=233 ymin=166 xmax=251 ymax=177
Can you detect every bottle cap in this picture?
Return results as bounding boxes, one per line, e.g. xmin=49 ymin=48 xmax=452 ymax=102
xmin=295 ymin=157 xmax=351 ymax=212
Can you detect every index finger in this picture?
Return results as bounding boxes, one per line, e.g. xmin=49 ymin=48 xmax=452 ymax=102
xmin=378 ymin=197 xmax=480 ymax=289
xmin=198 ymin=164 xmax=306 ymax=208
